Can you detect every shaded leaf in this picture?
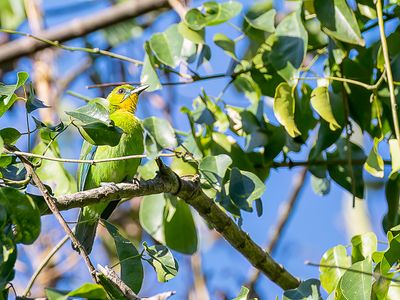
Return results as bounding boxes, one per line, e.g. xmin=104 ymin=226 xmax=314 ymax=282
xmin=0 ymin=128 xmax=21 ymax=145
xmin=270 ymin=10 xmax=308 ymax=83
xmin=141 ymin=42 xmax=161 ymax=91
xmin=245 ymin=9 xmax=276 ymax=33
xmin=213 ymin=33 xmax=237 ymax=60
xmin=104 ymin=222 xmax=143 ymax=293
xmin=229 ymin=167 xmax=266 ymax=212
xmin=0 ymin=187 xmax=40 ymax=244
xmin=143 ymin=117 xmax=178 ymax=151
xmin=283 ymin=279 xmax=322 ymax=300
xmin=199 ymin=154 xmax=232 ymax=191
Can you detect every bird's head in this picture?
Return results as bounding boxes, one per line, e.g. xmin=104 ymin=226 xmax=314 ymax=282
xmin=108 ymin=84 xmax=149 ymax=113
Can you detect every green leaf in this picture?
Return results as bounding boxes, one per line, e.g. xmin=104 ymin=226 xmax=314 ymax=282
xmin=213 ymin=33 xmax=237 ymax=60
xmin=270 ymin=10 xmax=308 ymax=83
xmin=26 ymin=82 xmax=49 ymax=113
xmin=199 ymin=154 xmax=232 ymax=191
xmin=149 ymin=24 xmax=184 ymax=68
xmin=143 ymin=117 xmax=178 ymax=151
xmin=315 ymin=0 xmax=365 ymax=46
xmin=185 ymin=8 xmax=208 ymax=30
xmin=383 ymin=173 xmax=400 ymax=232
xmin=140 ymin=194 xmax=198 ymax=255
xmin=327 ymin=139 xmax=365 ymax=199
xmin=143 ymin=242 xmax=178 ymax=282
xmin=78 ymin=122 xmax=123 ymax=146
xmin=164 ymin=198 xmax=198 ymax=254
xmin=311 ymin=121 xmax=342 ymax=160
xmin=66 ymin=102 xmax=123 ymax=146
xmin=197 ymin=44 xmax=212 ymax=68
xmin=273 ymin=83 xmax=301 ymax=138
xmin=141 ymin=42 xmax=161 ymax=91
xmin=0 ymin=187 xmax=40 ymax=244
xmin=0 ymin=72 xmax=28 ymax=117
xmin=229 ymin=167 xmax=266 ymax=212
xmin=178 ymin=22 xmax=205 ymax=44
xmin=310 ymin=86 xmax=341 ymax=131
xmin=245 ymin=9 xmax=276 ymax=33
xmin=233 ymin=286 xmax=254 ymax=300
xmin=104 ymin=222 xmax=143 ymax=293
xmin=139 ymin=194 xmax=166 ymax=244
xmin=337 ymin=259 xmax=372 ymax=299
xmin=67 ymin=283 xmax=108 ymax=299
xmin=364 ymin=137 xmax=384 ymax=178
xmin=351 ymin=232 xmax=377 ymax=263
xmin=283 ymin=278 xmax=322 ymax=300
xmin=33 ymin=133 xmax=76 ymax=196
xmin=389 ymin=139 xmax=400 ymax=176
xmin=0 ymin=128 xmax=21 ymax=145
xmin=319 ymin=245 xmax=351 ymax=293
xmin=0 ymin=232 xmax=17 ymax=290
xmin=357 ymin=0 xmax=376 ymax=19
xmin=203 ymin=1 xmax=242 ymax=26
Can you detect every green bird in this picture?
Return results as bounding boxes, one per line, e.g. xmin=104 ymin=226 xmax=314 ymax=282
xmin=74 ymin=84 xmax=148 ymax=254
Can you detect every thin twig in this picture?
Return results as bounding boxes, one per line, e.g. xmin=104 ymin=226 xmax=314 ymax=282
xmin=4 ymin=149 xmax=176 ymax=164
xmin=23 ymin=235 xmax=69 ymax=297
xmin=376 ymin=0 xmax=400 ymax=150
xmin=306 ymin=261 xmax=400 ymax=283
xmin=11 ymin=145 xmax=98 ymax=282
xmin=297 ymin=74 xmax=385 ymax=91
xmin=0 ymin=29 xmax=143 ymax=65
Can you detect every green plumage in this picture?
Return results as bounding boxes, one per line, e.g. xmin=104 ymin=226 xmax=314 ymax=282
xmin=74 ymin=85 xmax=146 ymax=254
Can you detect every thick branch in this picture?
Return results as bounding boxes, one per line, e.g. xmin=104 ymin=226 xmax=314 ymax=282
xmin=49 ymin=163 xmax=300 ymax=290
xmin=0 ymin=0 xmax=169 ymax=65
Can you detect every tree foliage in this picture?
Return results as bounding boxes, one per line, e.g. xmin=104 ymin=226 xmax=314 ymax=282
xmin=1 ymin=0 xmax=400 ymax=299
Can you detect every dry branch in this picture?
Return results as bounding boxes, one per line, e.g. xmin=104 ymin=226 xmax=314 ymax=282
xmin=0 ymin=0 xmax=169 ymax=65
xmin=42 ymin=159 xmax=300 ymax=290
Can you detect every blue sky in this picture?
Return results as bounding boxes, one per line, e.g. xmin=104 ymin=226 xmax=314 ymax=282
xmin=0 ymin=0 xmax=396 ymax=299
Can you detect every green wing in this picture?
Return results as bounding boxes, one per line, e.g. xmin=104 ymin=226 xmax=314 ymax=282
xmin=77 ymin=141 xmax=97 ymax=192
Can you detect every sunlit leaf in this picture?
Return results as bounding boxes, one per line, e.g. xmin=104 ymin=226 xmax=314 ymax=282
xmin=143 ymin=117 xmax=178 ymax=151
xmin=199 ymin=154 xmax=232 ymax=191
xmin=0 ymin=72 xmax=28 ymax=117
xmin=315 ymin=0 xmax=365 ymax=46
xmin=273 ymin=83 xmax=301 ymax=138
xmin=143 ymin=242 xmax=178 ymax=282
xmin=149 ymin=24 xmax=184 ymax=68
xmin=319 ymin=245 xmax=351 ymax=293
xmin=213 ymin=33 xmax=237 ymax=60
xmin=337 ymin=259 xmax=373 ymax=299
xmin=364 ymin=137 xmax=384 ymax=178
xmin=245 ymin=9 xmax=276 ymax=33
xmin=310 ymin=86 xmax=341 ymax=131
xmin=351 ymin=232 xmax=377 ymax=263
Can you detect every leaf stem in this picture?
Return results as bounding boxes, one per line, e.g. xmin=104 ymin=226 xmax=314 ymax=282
xmin=0 ymin=29 xmax=143 ymax=65
xmin=376 ymin=0 xmax=400 ymax=150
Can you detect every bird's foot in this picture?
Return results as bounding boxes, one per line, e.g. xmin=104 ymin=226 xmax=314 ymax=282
xmin=132 ymin=177 xmax=141 ymax=186
xmin=100 ymin=182 xmax=119 ymax=192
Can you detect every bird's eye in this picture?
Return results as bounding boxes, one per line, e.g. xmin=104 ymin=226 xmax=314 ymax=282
xmin=118 ymin=88 xmax=125 ymax=94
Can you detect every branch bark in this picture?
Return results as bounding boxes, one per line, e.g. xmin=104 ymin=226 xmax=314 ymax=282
xmin=40 ymin=160 xmax=300 ymax=290
xmin=0 ymin=0 xmax=169 ymax=65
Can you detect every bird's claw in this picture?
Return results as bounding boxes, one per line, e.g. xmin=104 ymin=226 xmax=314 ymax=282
xmin=100 ymin=182 xmax=119 ymax=192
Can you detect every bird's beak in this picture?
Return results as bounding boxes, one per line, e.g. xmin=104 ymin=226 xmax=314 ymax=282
xmin=132 ymin=84 xmax=150 ymax=95
xmin=123 ymin=84 xmax=150 ymax=101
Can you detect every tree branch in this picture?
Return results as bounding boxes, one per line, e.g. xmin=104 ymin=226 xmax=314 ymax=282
xmin=0 ymin=0 xmax=169 ymax=65
xmin=42 ymin=160 xmax=300 ymax=290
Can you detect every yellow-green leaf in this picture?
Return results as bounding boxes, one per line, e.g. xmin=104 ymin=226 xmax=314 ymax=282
xmin=364 ymin=137 xmax=384 ymax=178
xmin=310 ymin=86 xmax=341 ymax=131
xmin=273 ymin=83 xmax=300 ymax=137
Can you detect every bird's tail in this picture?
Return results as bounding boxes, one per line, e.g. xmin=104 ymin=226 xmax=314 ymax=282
xmin=73 ymin=209 xmax=98 ymax=254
